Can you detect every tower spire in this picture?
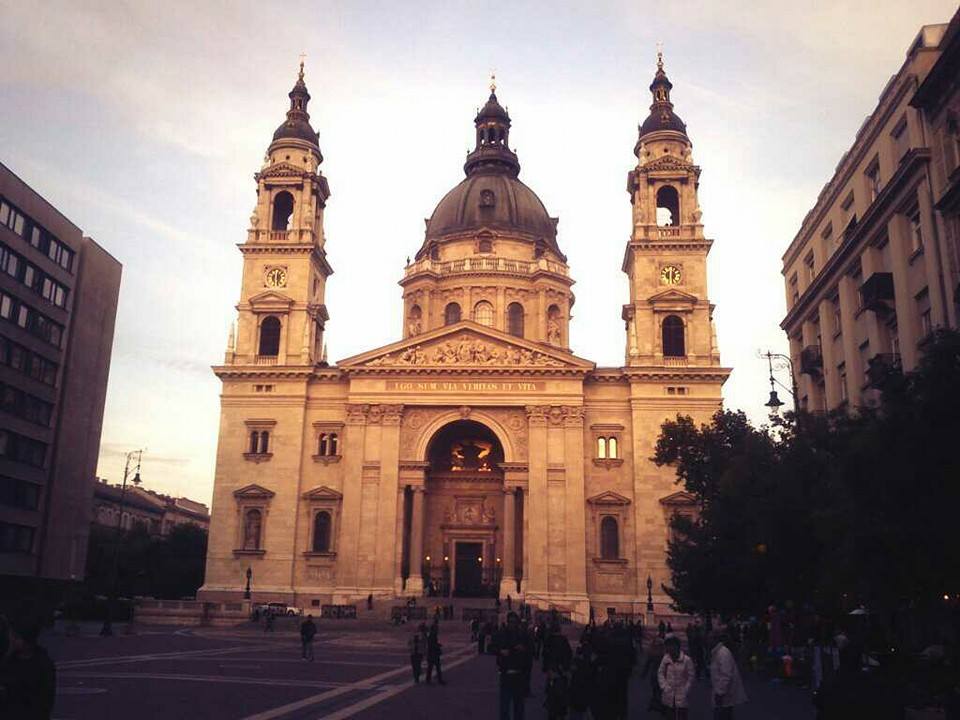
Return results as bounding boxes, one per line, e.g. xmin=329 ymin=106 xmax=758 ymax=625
xmin=463 ymin=77 xmax=520 ymax=177
xmin=634 ymin=47 xmax=688 ymax=152
xmin=271 ymin=56 xmax=320 ymax=148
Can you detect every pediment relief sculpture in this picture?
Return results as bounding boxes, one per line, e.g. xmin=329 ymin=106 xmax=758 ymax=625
xmin=233 ymin=483 xmax=276 ymax=499
xmin=443 ymin=497 xmax=497 ymax=525
xmin=365 ymin=335 xmax=565 ymax=368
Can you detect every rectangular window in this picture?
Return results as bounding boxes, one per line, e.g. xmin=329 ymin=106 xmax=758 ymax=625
xmin=0 ymin=295 xmax=11 ymax=319
xmin=804 ymin=252 xmax=815 ymax=285
xmin=838 ymin=363 xmax=848 ymax=403
xmin=0 ymin=521 xmax=36 ymax=553
xmin=12 ymin=213 xmax=24 ymax=236
xmin=0 ymin=203 xmax=8 ymax=226
xmin=789 ymin=273 xmax=799 ymax=306
xmin=859 ymin=341 xmax=871 ymax=386
xmin=917 ymin=289 xmax=932 ymax=339
xmin=909 ymin=210 xmax=923 ymax=254
xmin=892 ymin=117 xmax=909 ymax=161
xmin=16 ymin=305 xmax=28 ymax=328
xmin=865 ymin=160 xmax=881 ymax=202
xmin=832 ymin=296 xmax=842 ymax=335
xmin=4 ymin=254 xmax=17 ymax=279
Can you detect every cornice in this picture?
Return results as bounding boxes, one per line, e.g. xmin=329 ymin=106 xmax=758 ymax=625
xmin=342 ymin=366 xmax=590 ymax=378
xmin=585 ymin=366 xmax=731 ymax=384
xmin=238 ymin=243 xmax=318 ymax=255
xmin=213 ymin=364 xmax=343 ymax=381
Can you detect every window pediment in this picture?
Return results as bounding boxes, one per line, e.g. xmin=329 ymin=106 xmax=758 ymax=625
xmin=587 ymin=490 xmax=631 ymax=506
xmin=233 ymin=483 xmax=275 ymax=500
xmin=302 ymin=485 xmax=343 ymax=501
xmin=248 ymin=291 xmax=294 ymax=311
xmin=659 ymin=490 xmax=698 ymax=507
xmin=648 ymin=289 xmax=698 ymax=307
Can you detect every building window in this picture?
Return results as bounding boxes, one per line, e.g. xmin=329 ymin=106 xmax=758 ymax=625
xmin=832 ymin=295 xmax=842 ymax=336
xmin=444 ymin=302 xmax=461 ymax=325
xmin=0 ymin=476 xmax=40 ymax=510
xmin=249 ymin=430 xmax=269 ymax=455
xmin=0 ymin=429 xmax=46 ymax=468
xmin=596 ymin=436 xmax=618 ymax=459
xmin=318 ymin=432 xmax=339 ymax=456
xmin=917 ymin=289 xmax=932 ymax=339
xmin=859 ymin=341 xmax=871 ymax=387
xmin=472 ymin=301 xmax=494 ymax=327
xmin=0 ymin=521 xmax=35 ymax=554
xmin=838 ymin=363 xmax=848 ymax=403
xmin=908 ymin=210 xmax=923 ymax=254
xmin=789 ymin=274 xmax=799 ymax=306
xmin=865 ymin=160 xmax=881 ymax=203
xmin=506 ymin=302 xmax=524 ymax=337
xmin=312 ymin=511 xmax=332 ymax=552
xmin=600 ymin=516 xmax=619 ymax=560
xmin=242 ymin=508 xmax=263 ymax=550
xmin=662 ymin=315 xmax=685 ymax=357
xmin=656 ymin=185 xmax=680 ymax=227
xmin=258 ymin=316 xmax=281 ymax=356
xmin=803 ymin=253 xmax=815 ymax=286
xmin=271 ymin=191 xmax=294 ymax=231
xmin=892 ymin=116 xmax=909 ymax=162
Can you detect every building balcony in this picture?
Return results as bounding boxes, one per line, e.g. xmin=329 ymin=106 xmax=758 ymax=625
xmin=800 ymin=345 xmax=823 ymax=375
xmin=663 ymin=356 xmax=688 ymax=367
xmin=403 ymin=256 xmax=569 ymax=280
xmin=254 ymin=355 xmax=278 ymax=365
xmin=866 ymin=353 xmax=902 ymax=388
xmin=859 ymin=272 xmax=895 ymax=313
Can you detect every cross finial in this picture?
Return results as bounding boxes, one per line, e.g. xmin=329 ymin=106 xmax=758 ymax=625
xmin=656 ymin=42 xmax=664 ymax=70
xmin=298 ymin=52 xmax=306 ymax=78
xmin=489 ymin=70 xmax=497 ymax=94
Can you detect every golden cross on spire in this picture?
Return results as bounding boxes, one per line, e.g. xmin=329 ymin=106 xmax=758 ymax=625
xmin=489 ymin=70 xmax=497 ymax=94
xmin=656 ymin=42 xmax=664 ymax=69
xmin=298 ymin=52 xmax=306 ymax=78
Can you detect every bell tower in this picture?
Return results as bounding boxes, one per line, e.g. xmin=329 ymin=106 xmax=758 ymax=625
xmin=226 ymin=61 xmax=333 ymax=367
xmin=621 ymin=53 xmax=721 ymax=369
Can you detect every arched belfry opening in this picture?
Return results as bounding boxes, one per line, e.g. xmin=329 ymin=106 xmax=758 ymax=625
xmin=656 ymin=185 xmax=680 ymax=227
xmin=404 ymin=420 xmax=520 ymax=597
xmin=272 ymin=191 xmax=294 ymax=231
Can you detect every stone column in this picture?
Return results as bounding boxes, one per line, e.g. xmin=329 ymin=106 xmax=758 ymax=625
xmin=525 ymin=406 xmax=548 ymax=598
xmin=499 ymin=488 xmax=516 ymax=597
xmin=407 ymin=486 xmax=426 ymax=594
xmin=335 ymin=404 xmax=368 ymax=598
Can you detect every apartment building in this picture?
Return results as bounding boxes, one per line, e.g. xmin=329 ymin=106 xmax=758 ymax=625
xmin=0 ymin=161 xmax=121 ymax=586
xmin=781 ymin=16 xmax=958 ymax=413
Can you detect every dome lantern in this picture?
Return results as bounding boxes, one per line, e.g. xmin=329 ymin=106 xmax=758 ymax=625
xmin=636 ymin=50 xmax=688 ymax=149
xmin=271 ymin=59 xmax=321 ymax=151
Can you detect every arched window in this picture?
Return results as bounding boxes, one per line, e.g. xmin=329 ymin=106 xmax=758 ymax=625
xmin=444 ymin=303 xmax=461 ymax=325
xmin=600 ymin=516 xmax=619 ymax=560
xmin=318 ymin=432 xmax=339 ymax=456
xmin=258 ymin=431 xmax=269 ymax=454
xmin=507 ymin=303 xmax=524 ymax=337
xmin=473 ymin=301 xmax=494 ymax=327
xmin=271 ymin=191 xmax=294 ymax=231
xmin=662 ymin=315 xmax=685 ymax=357
xmin=243 ymin=508 xmax=262 ymax=550
xmin=597 ymin=437 xmax=607 ymax=459
xmin=608 ymin=437 xmax=618 ymax=459
xmin=656 ymin=185 xmax=680 ymax=227
xmin=259 ymin=317 xmax=281 ymax=356
xmin=312 ymin=510 xmax=331 ymax=552
xmin=249 ymin=431 xmax=260 ymax=454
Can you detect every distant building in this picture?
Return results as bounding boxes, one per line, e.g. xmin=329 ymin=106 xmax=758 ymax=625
xmin=781 ymin=15 xmax=959 ymax=413
xmin=91 ymin=478 xmax=210 ymax=537
xmin=0 ymin=162 xmax=121 ymax=588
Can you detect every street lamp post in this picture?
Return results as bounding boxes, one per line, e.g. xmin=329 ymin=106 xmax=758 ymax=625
xmin=646 ymin=575 xmax=654 ymax=612
xmin=100 ymin=449 xmax=143 ymax=637
xmin=244 ymin=567 xmax=252 ymax=600
xmin=762 ymin=350 xmax=799 ymax=415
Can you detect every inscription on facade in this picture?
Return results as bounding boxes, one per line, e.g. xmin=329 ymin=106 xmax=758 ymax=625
xmin=385 ymin=380 xmax=545 ymax=393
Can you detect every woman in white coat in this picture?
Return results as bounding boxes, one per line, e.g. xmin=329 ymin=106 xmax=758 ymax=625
xmin=710 ymin=632 xmax=749 ymax=719
xmin=658 ymin=635 xmax=695 ymax=719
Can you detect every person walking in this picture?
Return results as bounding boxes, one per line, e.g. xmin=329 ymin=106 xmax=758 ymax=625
xmin=408 ymin=625 xmax=426 ymax=684
xmin=496 ymin=612 xmax=529 ymax=720
xmin=0 ymin=614 xmax=56 ymax=720
xmin=710 ymin=632 xmax=748 ymax=719
xmin=425 ymin=620 xmax=446 ymax=685
xmin=367 ymin=593 xmax=373 ymax=611
xmin=658 ymin=635 xmax=694 ymax=719
xmin=299 ymin=615 xmax=317 ymax=661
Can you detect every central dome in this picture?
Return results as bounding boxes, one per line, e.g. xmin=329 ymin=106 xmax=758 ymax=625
xmin=425 ymin=173 xmax=557 ymax=241
xmin=418 ymin=88 xmax=563 ymax=259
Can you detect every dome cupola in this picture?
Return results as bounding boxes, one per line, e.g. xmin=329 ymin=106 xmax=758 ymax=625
xmin=272 ymin=60 xmax=321 ymax=151
xmin=636 ymin=51 xmax=688 ymax=149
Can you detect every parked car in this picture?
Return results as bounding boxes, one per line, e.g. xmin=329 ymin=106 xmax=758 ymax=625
xmin=266 ymin=602 xmax=300 ymax=616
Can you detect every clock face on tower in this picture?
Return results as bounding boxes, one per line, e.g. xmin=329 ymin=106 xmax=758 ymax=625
xmin=660 ymin=265 xmax=682 ymax=285
xmin=264 ymin=267 xmax=287 ymax=288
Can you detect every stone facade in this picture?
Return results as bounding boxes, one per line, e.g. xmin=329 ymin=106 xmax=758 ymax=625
xmin=200 ymin=61 xmax=730 ymax=622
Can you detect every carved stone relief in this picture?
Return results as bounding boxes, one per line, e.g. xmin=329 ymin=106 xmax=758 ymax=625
xmin=366 ymin=337 xmax=564 ymax=367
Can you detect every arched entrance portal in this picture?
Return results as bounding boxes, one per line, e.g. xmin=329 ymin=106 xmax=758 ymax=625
xmin=423 ymin=420 xmax=504 ymax=597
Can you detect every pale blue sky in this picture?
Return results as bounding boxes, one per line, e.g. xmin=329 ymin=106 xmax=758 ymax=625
xmin=1 ymin=0 xmax=955 ymax=503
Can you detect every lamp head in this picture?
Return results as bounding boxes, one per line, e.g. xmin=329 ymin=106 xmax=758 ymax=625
xmin=765 ymin=389 xmax=785 ymax=412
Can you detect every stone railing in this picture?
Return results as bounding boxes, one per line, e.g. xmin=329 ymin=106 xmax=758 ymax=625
xmin=254 ymin=355 xmax=278 ymax=365
xmin=656 ymin=226 xmax=682 ymax=238
xmin=404 ymin=256 xmax=569 ymax=279
xmin=663 ymin=356 xmax=688 ymax=367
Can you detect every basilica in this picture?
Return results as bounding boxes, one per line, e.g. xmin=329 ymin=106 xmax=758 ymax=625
xmin=199 ymin=57 xmax=730 ymax=622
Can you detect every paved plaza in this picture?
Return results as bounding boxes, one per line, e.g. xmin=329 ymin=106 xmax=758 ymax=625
xmin=45 ymin=619 xmax=816 ymax=719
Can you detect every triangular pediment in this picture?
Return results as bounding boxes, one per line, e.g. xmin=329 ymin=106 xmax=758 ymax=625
xmin=302 ymin=485 xmax=343 ymax=501
xmin=248 ymin=291 xmax=294 ymax=309
xmin=659 ymin=490 xmax=698 ymax=506
xmin=642 ymin=155 xmax=697 ymax=173
xmin=233 ymin=483 xmax=275 ymax=499
xmin=648 ymin=288 xmax=698 ymax=305
xmin=587 ymin=490 xmax=632 ymax=506
xmin=338 ymin=321 xmax=595 ymax=371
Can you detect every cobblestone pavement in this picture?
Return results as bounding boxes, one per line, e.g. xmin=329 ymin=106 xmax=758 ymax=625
xmin=46 ymin=622 xmax=815 ymax=719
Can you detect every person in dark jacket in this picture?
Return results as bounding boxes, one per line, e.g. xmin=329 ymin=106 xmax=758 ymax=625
xmin=0 ymin=614 xmax=56 ymax=720
xmin=496 ymin=612 xmax=530 ymax=719
xmin=425 ymin=620 xmax=445 ymax=685
xmin=567 ymin=646 xmax=594 ymax=719
xmin=409 ymin=625 xmax=426 ymax=683
xmin=300 ymin=615 xmax=317 ymax=661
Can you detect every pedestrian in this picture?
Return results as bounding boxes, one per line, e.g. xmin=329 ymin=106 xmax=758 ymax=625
xmin=0 ymin=613 xmax=56 ymax=720
xmin=544 ymin=669 xmax=569 ymax=719
xmin=367 ymin=593 xmax=373 ymax=610
xmin=409 ymin=625 xmax=425 ymax=684
xmin=643 ymin=634 xmax=666 ymax=713
xmin=300 ymin=614 xmax=317 ymax=661
xmin=478 ymin=620 xmax=488 ymax=654
xmin=426 ymin=620 xmax=446 ymax=685
xmin=470 ymin=616 xmax=480 ymax=642
xmin=658 ymin=620 xmax=667 ymax=639
xmin=264 ymin=608 xmax=275 ymax=632
xmin=658 ymin=635 xmax=694 ymax=719
xmin=710 ymin=632 xmax=748 ymax=719
xmin=567 ymin=646 xmax=594 ymax=720
xmin=506 ymin=594 xmax=512 ymax=611
xmin=496 ymin=611 xmax=529 ymax=719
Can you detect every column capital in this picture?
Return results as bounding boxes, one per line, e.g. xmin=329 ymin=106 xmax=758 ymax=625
xmin=411 ymin=485 xmax=426 ymax=494
xmin=345 ymin=404 xmax=369 ymax=425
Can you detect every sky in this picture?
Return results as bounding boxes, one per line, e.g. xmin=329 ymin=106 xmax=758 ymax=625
xmin=0 ymin=0 xmax=955 ymax=505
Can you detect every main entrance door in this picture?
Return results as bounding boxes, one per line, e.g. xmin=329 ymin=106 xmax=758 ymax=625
xmin=454 ymin=542 xmax=483 ymax=596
